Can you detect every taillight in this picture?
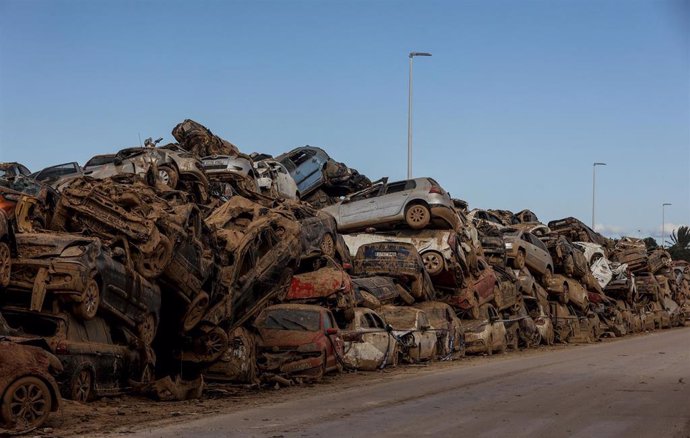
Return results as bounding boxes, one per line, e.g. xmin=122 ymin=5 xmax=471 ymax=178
xmin=429 ymin=186 xmax=443 ymax=195
xmin=55 ymin=341 xmax=69 ymax=354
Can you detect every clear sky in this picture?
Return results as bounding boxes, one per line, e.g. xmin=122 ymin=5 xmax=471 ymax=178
xmin=1 ymin=0 xmax=688 ymax=241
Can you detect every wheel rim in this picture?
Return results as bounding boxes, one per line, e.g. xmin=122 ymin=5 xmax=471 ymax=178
xmin=83 ymin=281 xmax=100 ymax=318
xmin=320 ymin=234 xmax=334 ymax=256
xmin=183 ymin=293 xmax=209 ymax=332
xmin=138 ymin=314 xmax=156 ymax=344
xmin=158 ymin=169 xmax=171 ymax=186
xmin=10 ymin=382 xmax=47 ymax=425
xmin=407 ymin=206 xmax=428 ymax=225
xmin=422 ymin=252 xmax=443 ymax=274
xmin=138 ymin=235 xmax=172 ymax=277
xmin=0 ymin=243 xmax=10 ymax=285
xmin=74 ymin=370 xmax=91 ymax=402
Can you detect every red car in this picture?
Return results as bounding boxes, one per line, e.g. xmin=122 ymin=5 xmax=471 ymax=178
xmin=255 ymin=304 xmax=344 ymax=382
xmin=445 ymin=257 xmax=497 ymax=319
xmin=285 ymin=262 xmax=356 ymax=324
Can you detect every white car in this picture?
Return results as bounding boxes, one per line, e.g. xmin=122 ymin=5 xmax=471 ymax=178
xmin=463 ymin=304 xmax=507 ymax=355
xmin=341 ymin=308 xmax=399 ymax=370
xmin=253 ymin=159 xmax=299 ymax=199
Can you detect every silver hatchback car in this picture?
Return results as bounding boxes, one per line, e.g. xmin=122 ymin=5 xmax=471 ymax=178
xmin=321 ymin=177 xmax=457 ymax=232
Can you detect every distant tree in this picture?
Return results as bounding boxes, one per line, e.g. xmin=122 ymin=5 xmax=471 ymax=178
xmin=643 ymin=237 xmax=658 ymax=251
xmin=668 ymin=226 xmax=690 ymax=263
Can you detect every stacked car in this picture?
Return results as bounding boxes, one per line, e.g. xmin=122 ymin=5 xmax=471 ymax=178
xmin=0 ymin=119 xmax=688 ymax=433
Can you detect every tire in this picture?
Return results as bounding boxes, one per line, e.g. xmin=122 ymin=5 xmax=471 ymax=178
xmin=1 ymin=376 xmax=52 ymax=429
xmin=182 ymin=292 xmax=210 ymax=332
xmin=158 ymin=165 xmax=179 ymax=189
xmin=319 ymin=233 xmax=335 ymax=257
xmin=0 ymin=242 xmax=10 ymax=288
xmin=512 ymin=249 xmax=526 ymax=270
xmin=137 ymin=313 xmax=158 ymax=345
xmin=135 ymin=234 xmax=173 ymax=279
xmin=70 ymin=369 xmax=93 ymax=403
xmin=73 ymin=278 xmax=100 ymax=320
xmin=405 ymin=203 xmax=431 ymax=230
xmin=421 ymin=251 xmax=444 ymax=276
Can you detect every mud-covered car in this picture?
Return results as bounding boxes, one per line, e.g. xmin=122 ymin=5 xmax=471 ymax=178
xmin=353 ymin=242 xmax=435 ymax=302
xmin=413 ymin=301 xmax=463 ymax=358
xmin=8 ymin=232 xmax=161 ymax=344
xmin=202 ymin=154 xmax=259 ymax=197
xmin=341 ymin=307 xmax=398 ymax=370
xmin=253 ymin=158 xmax=299 ymax=199
xmin=541 ymin=235 xmax=588 ymax=279
xmin=33 ymin=162 xmax=83 ymax=187
xmin=572 ymin=241 xmax=607 ymax=265
xmin=525 ymin=299 xmax=554 ymax=345
xmin=378 ymin=305 xmax=437 ymax=362
xmin=83 ymin=143 xmax=209 ymax=200
xmin=635 ymin=273 xmax=661 ymax=302
xmin=502 ymin=228 xmax=554 ymax=283
xmin=83 ymin=154 xmax=117 ymax=171
xmin=343 ymin=229 xmax=468 ymax=287
xmin=0 ymin=211 xmax=10 ymax=289
xmin=0 ymin=176 xmax=59 ymax=226
xmin=547 ymin=217 xmax=610 ymax=247
xmin=321 ymin=177 xmax=458 ymax=232
xmin=285 ymin=261 xmax=356 ymax=325
xmin=467 ymin=209 xmax=508 ymax=230
xmin=2 ymin=308 xmax=155 ymax=402
xmin=462 ymin=304 xmax=507 ymax=355
xmin=255 ymin=304 xmax=343 ymax=382
xmin=203 ymin=327 xmax=257 ymax=384
xmin=0 ymin=162 xmax=32 ymax=181
xmin=289 ymin=205 xmax=348 ymax=261
xmin=351 ymin=276 xmax=405 ymax=307
xmin=545 ymin=274 xmax=589 ymax=311
xmin=0 ymin=338 xmax=62 ymax=432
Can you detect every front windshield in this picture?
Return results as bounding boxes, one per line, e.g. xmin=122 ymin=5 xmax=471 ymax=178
xmin=382 ymin=310 xmax=417 ymax=329
xmin=259 ymin=309 xmax=321 ymax=331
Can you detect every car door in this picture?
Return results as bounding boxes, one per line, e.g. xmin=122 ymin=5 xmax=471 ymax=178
xmin=417 ymin=312 xmax=436 ymax=359
xmin=368 ymin=312 xmax=396 ymax=364
xmin=528 ymin=233 xmax=551 ymax=272
xmin=289 ymin=149 xmax=323 ymax=195
xmin=323 ymin=310 xmax=343 ymax=369
xmin=375 ymin=180 xmax=416 ymax=219
xmin=362 ymin=312 xmax=390 ymax=361
xmin=83 ymin=318 xmax=126 ymax=393
xmin=337 ymin=183 xmax=384 ymax=228
xmin=520 ymin=232 xmax=539 ymax=272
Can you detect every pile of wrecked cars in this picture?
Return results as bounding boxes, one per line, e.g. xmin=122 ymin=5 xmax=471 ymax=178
xmin=0 ymin=119 xmax=687 ymax=433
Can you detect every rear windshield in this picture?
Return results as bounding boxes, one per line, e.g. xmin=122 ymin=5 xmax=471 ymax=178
xmin=85 ymin=155 xmax=116 ymax=168
xmin=35 ymin=163 xmax=78 ymax=181
xmin=259 ymin=309 xmax=321 ymax=331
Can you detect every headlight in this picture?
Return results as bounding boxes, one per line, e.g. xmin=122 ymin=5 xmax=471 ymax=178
xmin=504 ymin=243 xmax=513 ymax=249
xmin=60 ymin=246 xmax=86 ymax=257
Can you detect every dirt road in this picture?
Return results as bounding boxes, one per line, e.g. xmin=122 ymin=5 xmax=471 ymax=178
xmin=111 ymin=329 xmax=690 ymax=438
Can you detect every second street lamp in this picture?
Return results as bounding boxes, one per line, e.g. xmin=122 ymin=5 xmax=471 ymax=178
xmin=407 ymin=51 xmax=432 ymax=179
xmin=592 ymin=162 xmax=607 ymax=229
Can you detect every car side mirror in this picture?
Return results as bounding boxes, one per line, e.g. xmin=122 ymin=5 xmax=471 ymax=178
xmin=385 ymin=323 xmax=393 ymax=333
xmin=325 ymin=328 xmax=338 ymax=336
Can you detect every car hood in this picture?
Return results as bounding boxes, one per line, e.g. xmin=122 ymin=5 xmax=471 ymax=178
xmin=286 ymin=267 xmax=351 ymax=300
xmin=15 ymin=232 xmax=100 ymax=258
xmin=257 ymin=328 xmax=322 ymax=349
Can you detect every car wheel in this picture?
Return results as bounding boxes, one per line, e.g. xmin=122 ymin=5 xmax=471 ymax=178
xmin=404 ymin=204 xmax=431 ymax=230
xmin=73 ymin=278 xmax=100 ymax=320
xmin=135 ymin=234 xmax=173 ymax=279
xmin=158 ymin=165 xmax=179 ymax=189
xmin=0 ymin=242 xmax=11 ymax=288
xmin=137 ymin=313 xmax=158 ymax=345
xmin=559 ymin=282 xmax=570 ymax=305
xmin=1 ymin=376 xmax=52 ymax=429
xmin=182 ymin=292 xmax=210 ymax=332
xmin=512 ymin=249 xmax=526 ymax=270
xmin=421 ymin=251 xmax=444 ymax=276
xmin=319 ymin=233 xmax=335 ymax=257
xmin=70 ymin=369 xmax=93 ymax=403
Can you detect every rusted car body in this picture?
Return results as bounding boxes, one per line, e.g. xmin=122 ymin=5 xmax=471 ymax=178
xmin=341 ymin=307 xmax=398 ymax=370
xmin=351 ymin=276 xmax=402 ymax=306
xmin=172 ymin=119 xmax=240 ymax=158
xmin=0 ymin=338 xmax=62 ymax=431
xmin=547 ymin=217 xmax=610 ymax=247
xmin=286 ymin=264 xmax=356 ymax=324
xmin=462 ymin=304 xmax=507 ymax=355
xmin=2 ymin=308 xmax=155 ymax=402
xmin=467 ymin=209 xmax=507 ymax=231
xmin=0 ymin=211 xmax=10 ymax=289
xmin=0 ymin=162 xmax=32 ymax=180
xmin=288 ymin=205 xmax=348 ymax=262
xmin=379 ymin=305 xmax=437 ymax=362
xmin=541 ymin=235 xmax=588 ymax=279
xmin=321 ymin=177 xmax=458 ymax=232
xmin=413 ymin=301 xmax=464 ymax=358
xmin=353 ymin=242 xmax=435 ymax=302
xmin=255 ymin=304 xmax=343 ymax=382
xmin=204 ymin=327 xmax=257 ymax=384
xmin=502 ymin=228 xmax=554 ymax=282
xmin=610 ymin=238 xmax=648 ymax=273
xmin=8 ymin=232 xmax=161 ymax=344
xmin=253 ymin=158 xmax=299 ymax=199
xmin=647 ymin=248 xmax=672 ymax=274
xmin=33 ymin=162 xmax=83 ymax=188
xmin=202 ymin=154 xmax=260 ymax=199
xmin=343 ymin=229 xmax=467 ymax=287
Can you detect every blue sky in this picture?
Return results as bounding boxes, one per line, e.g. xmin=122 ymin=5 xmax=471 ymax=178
xmin=1 ymin=0 xmax=688 ymax=242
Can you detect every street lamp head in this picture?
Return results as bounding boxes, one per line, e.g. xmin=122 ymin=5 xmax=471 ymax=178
xmin=663 ymin=203 xmax=672 ymax=206
xmin=409 ymin=52 xmax=432 ymax=58
xmin=593 ymin=162 xmax=607 ymax=166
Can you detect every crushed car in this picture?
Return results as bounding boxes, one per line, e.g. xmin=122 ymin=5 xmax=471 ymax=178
xmin=378 ymin=305 xmax=438 ymax=363
xmin=341 ymin=307 xmax=399 ymax=370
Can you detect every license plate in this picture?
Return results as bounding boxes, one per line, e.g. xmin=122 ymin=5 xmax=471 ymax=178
xmin=375 ymin=251 xmax=397 ymax=257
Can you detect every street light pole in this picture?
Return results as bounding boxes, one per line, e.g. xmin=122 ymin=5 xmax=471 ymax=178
xmin=407 ymin=51 xmax=432 ymax=180
xmin=662 ymin=203 xmax=672 ymax=248
xmin=592 ymin=162 xmax=606 ymax=229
